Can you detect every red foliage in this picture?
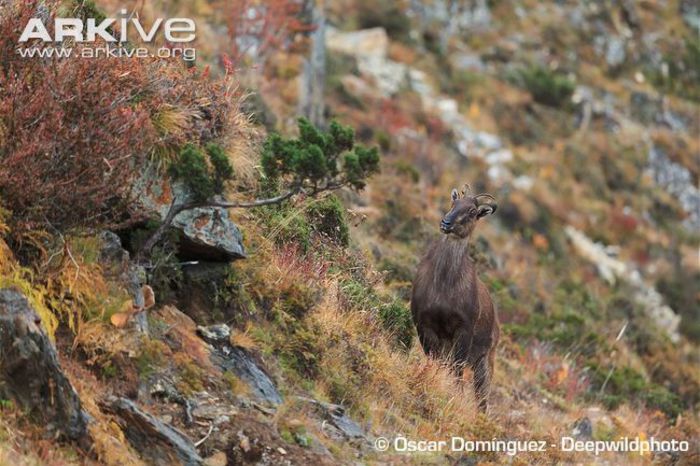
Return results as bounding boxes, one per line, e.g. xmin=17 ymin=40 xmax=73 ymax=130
xmin=0 ymin=2 xmax=238 ymax=242
xmin=221 ymin=0 xmax=314 ymax=66
xmin=0 ymin=3 xmax=155 ymax=236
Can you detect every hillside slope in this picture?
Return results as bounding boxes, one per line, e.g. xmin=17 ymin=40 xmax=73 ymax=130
xmin=0 ymin=1 xmax=698 ymax=465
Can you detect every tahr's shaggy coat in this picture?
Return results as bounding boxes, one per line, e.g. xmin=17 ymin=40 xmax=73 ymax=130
xmin=411 ymin=186 xmax=499 ymax=410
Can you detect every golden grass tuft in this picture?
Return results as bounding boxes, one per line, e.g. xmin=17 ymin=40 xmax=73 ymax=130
xmin=310 ymin=279 xmax=485 ymax=439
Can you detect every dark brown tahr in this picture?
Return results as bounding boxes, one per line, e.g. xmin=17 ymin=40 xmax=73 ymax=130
xmin=411 ymin=185 xmax=500 ymax=411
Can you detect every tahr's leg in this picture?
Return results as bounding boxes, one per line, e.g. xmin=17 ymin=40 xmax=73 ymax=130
xmin=418 ymin=327 xmax=442 ymax=358
xmin=473 ymin=352 xmax=494 ymax=412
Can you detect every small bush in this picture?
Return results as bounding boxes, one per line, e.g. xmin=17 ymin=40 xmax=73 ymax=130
xmin=261 ymin=118 xmax=379 ymax=191
xmin=514 ymin=65 xmax=575 ymax=108
xmin=588 ymin=364 xmax=683 ymax=418
xmin=307 ymin=195 xmax=349 ymax=246
xmin=378 ymin=300 xmax=414 ymax=348
xmin=356 ymin=0 xmax=412 ymax=43
xmin=169 ymin=143 xmax=234 ymax=203
xmin=647 ymin=36 xmax=700 ymax=102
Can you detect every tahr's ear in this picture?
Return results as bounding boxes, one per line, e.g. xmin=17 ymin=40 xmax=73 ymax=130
xmin=451 ymin=189 xmax=459 ymax=201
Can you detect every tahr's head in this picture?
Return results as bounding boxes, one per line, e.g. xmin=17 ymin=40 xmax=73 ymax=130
xmin=440 ymin=185 xmax=497 ymax=239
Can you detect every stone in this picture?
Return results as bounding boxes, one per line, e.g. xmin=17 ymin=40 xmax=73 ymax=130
xmin=648 ymin=145 xmax=700 ymax=231
xmin=137 ymin=169 xmax=245 ymax=262
xmin=571 ymin=417 xmax=593 ymax=440
xmin=0 ymin=289 xmax=89 ymax=444
xmin=605 ymin=36 xmax=626 ymax=69
xmin=564 ymin=226 xmax=681 ymax=342
xmin=203 ymin=451 xmax=227 ymax=466
xmin=297 ymin=397 xmax=366 ymax=441
xmin=680 ymin=0 xmax=700 ymax=32
xmin=197 ymin=324 xmax=232 ymax=343
xmin=101 ymin=396 xmax=203 ymax=466
xmin=326 ymin=27 xmax=389 ymax=60
xmin=199 ymin=324 xmax=283 ymax=405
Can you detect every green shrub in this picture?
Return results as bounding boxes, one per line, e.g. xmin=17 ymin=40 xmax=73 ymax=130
xmin=307 ymin=195 xmax=349 ymax=246
xmin=588 ymin=364 xmax=683 ymax=418
xmin=260 ymin=204 xmax=313 ymax=251
xmin=356 ymin=0 xmax=411 ymax=43
xmin=378 ymin=300 xmax=414 ymax=348
xmin=394 ymin=161 xmax=420 ymax=183
xmin=647 ymin=36 xmax=700 ymax=102
xmin=261 ymin=118 xmax=379 ymax=191
xmin=643 ymin=386 xmax=683 ymax=419
xmin=514 ymin=65 xmax=575 ymax=108
xmin=169 ymin=143 xmax=234 ymax=202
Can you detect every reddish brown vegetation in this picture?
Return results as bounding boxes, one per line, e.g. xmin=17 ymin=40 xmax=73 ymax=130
xmin=221 ymin=0 xmax=315 ymax=66
xmin=0 ymin=2 xmax=238 ymax=246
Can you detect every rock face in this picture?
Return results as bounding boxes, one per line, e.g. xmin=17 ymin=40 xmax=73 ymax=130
xmin=0 ymin=289 xmax=88 ymax=442
xmin=137 ymin=169 xmax=246 ymax=262
xmin=197 ymin=324 xmax=283 ymax=405
xmin=297 ymin=397 xmax=367 ymax=442
xmin=647 ymin=145 xmax=700 ymax=231
xmin=101 ymin=396 xmax=203 ymax=466
xmin=564 ymin=227 xmax=681 ymax=342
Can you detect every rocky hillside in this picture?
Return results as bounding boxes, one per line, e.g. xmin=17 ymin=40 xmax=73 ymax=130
xmin=0 ymin=0 xmax=698 ymax=465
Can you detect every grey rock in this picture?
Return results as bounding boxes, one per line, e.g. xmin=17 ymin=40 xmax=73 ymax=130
xmin=680 ymin=0 xmax=700 ymax=32
xmin=0 ymin=289 xmax=89 ymax=443
xmin=171 ymin=205 xmax=246 ymax=261
xmin=572 ymin=417 xmax=593 ymax=440
xmin=450 ymin=52 xmax=485 ymax=72
xmin=197 ymin=324 xmax=232 ymax=343
xmin=648 ymin=145 xmax=700 ymax=231
xmin=605 ymin=36 xmax=626 ymax=69
xmin=630 ymin=92 xmax=688 ymax=132
xmin=99 ymin=231 xmax=129 ymax=276
xmin=137 ymin=168 xmax=246 ymax=262
xmin=219 ymin=347 xmax=282 ymax=406
xmin=199 ymin=325 xmax=282 ymax=405
xmin=297 ymin=397 xmax=367 ymax=441
xmin=101 ymin=396 xmax=202 ymax=466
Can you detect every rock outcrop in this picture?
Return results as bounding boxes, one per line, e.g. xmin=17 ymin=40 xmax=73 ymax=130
xmin=197 ymin=324 xmax=283 ymax=406
xmin=0 ymin=288 xmax=89 ymax=442
xmin=137 ymin=170 xmax=246 ymax=262
xmin=101 ymin=396 xmax=203 ymax=466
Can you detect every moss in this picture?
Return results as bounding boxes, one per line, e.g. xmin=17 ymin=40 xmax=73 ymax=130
xmin=175 ymin=357 xmax=205 ymax=396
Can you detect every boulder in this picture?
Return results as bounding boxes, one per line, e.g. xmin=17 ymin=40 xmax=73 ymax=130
xmin=326 ymin=27 xmax=389 ymax=60
xmin=0 ymin=289 xmax=89 ymax=442
xmin=296 ymin=396 xmax=367 ymax=442
xmin=137 ymin=169 xmax=245 ymax=262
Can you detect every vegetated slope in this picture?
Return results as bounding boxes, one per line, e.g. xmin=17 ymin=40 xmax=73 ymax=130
xmin=0 ymin=1 xmax=698 ymax=465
